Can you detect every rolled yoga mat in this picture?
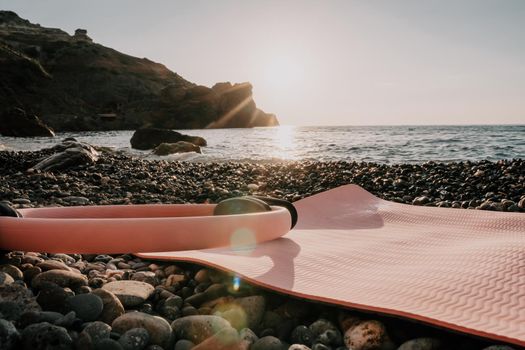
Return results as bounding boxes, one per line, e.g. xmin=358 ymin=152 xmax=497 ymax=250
xmin=137 ymin=184 xmax=525 ymax=347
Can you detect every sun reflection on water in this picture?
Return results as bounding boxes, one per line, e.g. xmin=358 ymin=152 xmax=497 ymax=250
xmin=271 ymin=125 xmax=297 ymax=160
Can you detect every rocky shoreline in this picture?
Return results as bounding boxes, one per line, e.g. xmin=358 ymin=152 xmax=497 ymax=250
xmin=0 ymin=150 xmax=523 ymax=211
xmin=0 ymin=150 xmax=523 ymax=350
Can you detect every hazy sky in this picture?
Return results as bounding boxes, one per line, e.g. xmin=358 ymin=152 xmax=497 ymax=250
xmin=2 ymin=0 xmax=524 ymax=125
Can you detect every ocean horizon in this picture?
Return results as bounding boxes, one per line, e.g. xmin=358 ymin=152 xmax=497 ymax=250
xmin=1 ymin=124 xmax=523 ymax=164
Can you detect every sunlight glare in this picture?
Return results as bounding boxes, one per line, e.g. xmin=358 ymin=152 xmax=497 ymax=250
xmin=271 ymin=125 xmax=297 ymax=160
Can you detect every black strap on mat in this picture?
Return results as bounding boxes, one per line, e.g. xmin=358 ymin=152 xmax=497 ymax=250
xmin=0 ymin=203 xmax=22 ymax=218
xmin=252 ymin=196 xmax=298 ymax=229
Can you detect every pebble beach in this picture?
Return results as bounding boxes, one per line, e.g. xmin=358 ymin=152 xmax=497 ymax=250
xmin=0 ymin=149 xmax=523 ymax=350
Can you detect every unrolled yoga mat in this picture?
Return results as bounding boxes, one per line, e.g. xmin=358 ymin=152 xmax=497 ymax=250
xmin=137 ymin=185 xmax=525 ymax=346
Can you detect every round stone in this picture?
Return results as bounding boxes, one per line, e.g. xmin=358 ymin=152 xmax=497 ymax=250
xmin=102 ymin=281 xmax=155 ymax=307
xmin=344 ymin=320 xmax=391 ymax=350
xmin=0 ymin=265 xmax=24 ymax=280
xmin=32 ymin=270 xmax=87 ymax=289
xmin=92 ymin=288 xmax=125 ymax=324
xmin=21 ymin=322 xmax=72 ymax=350
xmin=291 ymin=325 xmax=314 ymax=346
xmin=289 ymin=345 xmax=311 ymax=350
xmin=181 ymin=306 xmax=198 ymax=317
xmin=239 ymin=327 xmax=258 ymax=345
xmin=212 ymin=295 xmax=266 ymax=329
xmin=317 ymin=329 xmax=343 ymax=347
xmin=174 ymin=339 xmax=195 ymax=350
xmin=309 ymin=319 xmax=337 ymax=338
xmin=22 ymin=255 xmax=44 ymax=265
xmin=118 ymin=328 xmax=150 ymax=350
xmin=37 ymin=260 xmax=72 ymax=272
xmin=66 ymin=293 xmax=103 ymax=322
xmin=171 ymin=315 xmax=231 ymax=344
xmin=412 ymin=196 xmax=430 ymax=205
xmin=0 ymin=272 xmax=14 ymax=285
xmin=191 ymin=327 xmax=239 ymax=350
xmin=112 ymin=312 xmax=172 ymax=348
xmin=165 ymin=295 xmax=183 ymax=309
xmin=251 ymin=335 xmax=286 ymax=350
xmin=159 ymin=301 xmax=181 ymax=321
xmin=0 ymin=283 xmax=41 ymax=315
xmin=131 ymin=271 xmax=157 ymax=286
xmin=18 ymin=311 xmax=64 ymax=328
xmin=54 ymin=311 xmax=77 ymax=328
xmin=194 ymin=269 xmax=210 ymax=284
xmin=23 ymin=266 xmax=42 ymax=283
xmin=338 ymin=314 xmax=361 ymax=333
xmin=36 ymin=282 xmax=72 ymax=312
xmin=82 ymin=321 xmax=112 ymax=344
xmin=50 ymin=254 xmax=77 ymax=264
xmin=0 ymin=319 xmax=19 ymax=350
xmin=234 ymin=295 xmax=265 ymax=329
xmin=398 ymin=337 xmax=442 ymax=350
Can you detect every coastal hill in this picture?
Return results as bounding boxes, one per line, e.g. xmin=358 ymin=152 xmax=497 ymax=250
xmin=0 ymin=11 xmax=278 ymax=134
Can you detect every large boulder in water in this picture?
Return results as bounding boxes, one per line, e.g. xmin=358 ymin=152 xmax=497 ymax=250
xmin=130 ymin=128 xmax=207 ymax=150
xmin=153 ymin=142 xmax=202 ymax=156
xmin=0 ymin=107 xmax=55 ymax=137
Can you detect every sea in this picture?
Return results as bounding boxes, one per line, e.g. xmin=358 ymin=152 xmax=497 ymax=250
xmin=1 ymin=125 xmax=524 ymax=164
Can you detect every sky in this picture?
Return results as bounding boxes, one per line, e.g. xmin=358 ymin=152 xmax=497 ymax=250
xmin=1 ymin=0 xmax=524 ymax=126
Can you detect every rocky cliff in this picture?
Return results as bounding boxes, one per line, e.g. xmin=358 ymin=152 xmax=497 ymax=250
xmin=0 ymin=11 xmax=278 ymax=134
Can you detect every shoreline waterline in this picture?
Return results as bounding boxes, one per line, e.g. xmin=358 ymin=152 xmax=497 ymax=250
xmin=1 ymin=124 xmax=524 ymax=164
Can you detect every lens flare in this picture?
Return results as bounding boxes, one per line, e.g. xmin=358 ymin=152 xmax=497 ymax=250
xmin=214 ymin=302 xmax=247 ymax=330
xmin=233 ymin=275 xmax=241 ymax=292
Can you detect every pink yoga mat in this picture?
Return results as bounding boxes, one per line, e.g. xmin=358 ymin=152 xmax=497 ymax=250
xmin=137 ymin=185 xmax=525 ymax=347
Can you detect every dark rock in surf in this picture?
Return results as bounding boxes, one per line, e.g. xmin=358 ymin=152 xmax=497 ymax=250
xmin=130 ymin=128 xmax=207 ymax=150
xmin=153 ymin=142 xmax=202 ymax=156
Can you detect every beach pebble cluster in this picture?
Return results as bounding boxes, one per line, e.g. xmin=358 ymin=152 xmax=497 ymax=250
xmin=0 ymin=252 xmax=517 ymax=350
xmin=0 ymin=150 xmax=523 ymax=349
xmin=0 ymin=150 xmax=523 ymax=212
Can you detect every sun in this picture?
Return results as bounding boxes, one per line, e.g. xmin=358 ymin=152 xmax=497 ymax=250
xmin=262 ymin=55 xmax=303 ymax=91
